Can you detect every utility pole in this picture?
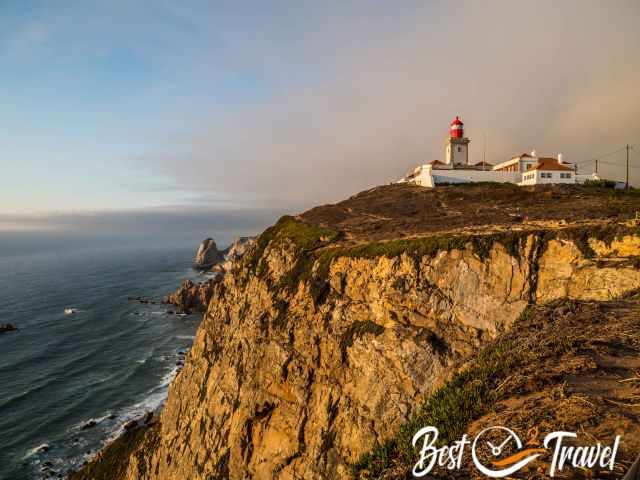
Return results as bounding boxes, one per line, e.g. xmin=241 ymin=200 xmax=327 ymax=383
xmin=595 ymin=159 xmax=598 ymax=174
xmin=483 ymin=132 xmax=487 ymax=171
xmin=626 ymin=144 xmax=630 ymax=191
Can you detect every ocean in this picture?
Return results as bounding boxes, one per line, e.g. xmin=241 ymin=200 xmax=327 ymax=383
xmin=0 ymin=234 xmax=211 ymax=480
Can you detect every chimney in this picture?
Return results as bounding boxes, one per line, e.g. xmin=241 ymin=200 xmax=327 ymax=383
xmin=558 ymin=153 xmax=563 ymax=164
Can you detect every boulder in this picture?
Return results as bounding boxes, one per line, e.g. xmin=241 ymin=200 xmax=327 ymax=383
xmin=123 ymin=420 xmax=138 ymax=432
xmin=193 ymin=238 xmax=224 ymax=270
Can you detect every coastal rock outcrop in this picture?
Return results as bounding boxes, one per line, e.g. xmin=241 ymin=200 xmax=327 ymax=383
xmin=110 ymin=222 xmax=640 ymax=480
xmin=165 ymin=238 xmax=255 ymax=313
xmin=162 ymin=279 xmax=219 ymax=314
xmin=193 ymin=238 xmax=224 ymax=270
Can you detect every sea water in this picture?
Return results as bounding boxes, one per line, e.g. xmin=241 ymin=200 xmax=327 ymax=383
xmin=0 ymin=234 xmax=207 ymax=479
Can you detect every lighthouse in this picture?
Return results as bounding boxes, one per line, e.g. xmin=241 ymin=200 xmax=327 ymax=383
xmin=445 ymin=116 xmax=470 ymax=167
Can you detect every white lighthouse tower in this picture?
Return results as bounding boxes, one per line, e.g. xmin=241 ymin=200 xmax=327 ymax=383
xmin=445 ymin=116 xmax=470 ymax=167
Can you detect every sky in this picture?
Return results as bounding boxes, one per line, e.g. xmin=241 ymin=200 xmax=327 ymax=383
xmin=1 ymin=0 xmax=639 ymax=235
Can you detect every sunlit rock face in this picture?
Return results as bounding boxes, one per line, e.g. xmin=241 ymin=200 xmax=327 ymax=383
xmin=113 ymin=223 xmax=640 ymax=480
xmin=194 ymin=238 xmax=224 ymax=270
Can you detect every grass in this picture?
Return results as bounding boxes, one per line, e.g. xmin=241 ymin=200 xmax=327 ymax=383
xmin=243 ymin=215 xmax=338 ymax=293
xmin=583 ymin=179 xmax=620 ymax=189
xmin=349 ymin=303 xmax=580 ymax=478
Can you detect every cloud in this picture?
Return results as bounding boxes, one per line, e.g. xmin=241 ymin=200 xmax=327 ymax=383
xmin=0 ymin=206 xmax=280 ymax=247
xmin=2 ymin=0 xmax=639 ymax=224
xmin=140 ymin=0 xmax=640 ymax=207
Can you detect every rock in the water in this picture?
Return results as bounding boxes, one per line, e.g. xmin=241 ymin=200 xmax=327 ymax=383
xmin=162 ymin=278 xmax=220 ymax=314
xmin=81 ymin=420 xmax=97 ymax=430
xmin=0 ymin=323 xmax=17 ymax=334
xmin=193 ymin=238 xmax=224 ymax=270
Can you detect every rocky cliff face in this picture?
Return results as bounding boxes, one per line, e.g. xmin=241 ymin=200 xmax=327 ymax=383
xmin=74 ymin=184 xmax=640 ymax=480
xmin=93 ymin=214 xmax=640 ymax=480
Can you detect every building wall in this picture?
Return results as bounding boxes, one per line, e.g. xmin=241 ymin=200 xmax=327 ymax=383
xmin=519 ymin=170 xmax=575 ymax=186
xmin=575 ymin=173 xmax=600 ymax=184
xmin=432 ymin=169 xmax=520 ymax=185
xmin=494 ymin=156 xmax=538 ymax=173
xmin=446 ymin=141 xmax=468 ymax=166
xmin=413 ymin=166 xmax=435 ymax=187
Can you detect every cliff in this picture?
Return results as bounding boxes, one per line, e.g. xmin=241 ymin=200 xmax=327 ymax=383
xmin=74 ymin=183 xmax=640 ymax=479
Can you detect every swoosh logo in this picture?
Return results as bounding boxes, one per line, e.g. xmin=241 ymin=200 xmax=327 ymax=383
xmin=492 ymin=448 xmax=547 ymax=467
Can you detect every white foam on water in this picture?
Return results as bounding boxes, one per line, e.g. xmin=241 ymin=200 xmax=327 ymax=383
xmin=176 ymin=335 xmax=195 ymax=340
xmin=22 ymin=443 xmax=49 ymax=460
xmin=69 ymin=412 xmax=115 ymax=432
xmin=104 ymin=364 xmax=180 ymax=444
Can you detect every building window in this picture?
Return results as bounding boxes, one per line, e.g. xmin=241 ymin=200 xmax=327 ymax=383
xmin=560 ymin=173 xmax=571 ymax=179
xmin=457 ymin=147 xmax=461 ymax=152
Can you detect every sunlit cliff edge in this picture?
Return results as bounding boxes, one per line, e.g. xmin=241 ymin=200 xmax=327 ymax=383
xmin=72 ymin=183 xmax=640 ymax=479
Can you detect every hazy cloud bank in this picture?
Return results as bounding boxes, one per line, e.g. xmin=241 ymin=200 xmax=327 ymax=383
xmin=144 ymin=0 xmax=640 ymax=207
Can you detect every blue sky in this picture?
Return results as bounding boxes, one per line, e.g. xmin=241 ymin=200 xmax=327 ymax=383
xmin=1 ymin=1 xmax=275 ymax=213
xmin=1 ymin=1 xmax=639 ymax=230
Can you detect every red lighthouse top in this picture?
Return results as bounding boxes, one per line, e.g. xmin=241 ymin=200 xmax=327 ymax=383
xmin=450 ymin=116 xmax=464 ymax=138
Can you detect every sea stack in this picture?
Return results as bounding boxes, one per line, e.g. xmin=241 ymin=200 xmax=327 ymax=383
xmin=193 ymin=238 xmax=224 ymax=270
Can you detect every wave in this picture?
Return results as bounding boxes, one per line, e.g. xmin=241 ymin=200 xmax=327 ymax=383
xmin=104 ymin=365 xmax=180 ymax=443
xmin=22 ymin=443 xmax=50 ymax=460
xmin=69 ymin=412 xmax=116 ymax=432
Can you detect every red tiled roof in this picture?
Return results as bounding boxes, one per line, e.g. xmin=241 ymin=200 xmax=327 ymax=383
xmin=531 ymin=157 xmax=574 ymax=172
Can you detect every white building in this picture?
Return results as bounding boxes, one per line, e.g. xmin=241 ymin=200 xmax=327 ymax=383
xmin=398 ymin=117 xmax=598 ymax=188
xmin=518 ymin=156 xmax=575 ymax=185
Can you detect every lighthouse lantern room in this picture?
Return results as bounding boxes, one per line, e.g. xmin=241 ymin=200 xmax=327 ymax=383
xmin=445 ymin=116 xmax=470 ymax=167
